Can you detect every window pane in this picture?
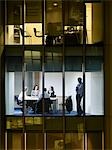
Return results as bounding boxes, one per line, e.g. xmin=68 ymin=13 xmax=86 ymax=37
xmin=5 ymin=50 xmax=23 ymax=116
xmin=86 ymin=3 xmax=103 ymax=44
xmin=24 ymin=0 xmax=42 ymax=45
xmin=64 ymin=1 xmax=84 ymax=45
xmin=44 ymin=72 xmax=63 ymax=116
xmin=5 ymin=1 xmax=22 ymax=45
xmin=46 ymin=133 xmax=64 ymax=150
xmin=24 ymin=49 xmax=43 ymax=116
xmin=85 ymin=46 xmax=104 ymax=115
xmin=26 ymin=132 xmax=44 ymax=150
xmin=65 ymin=133 xmax=84 ymax=150
xmin=6 ymin=117 xmax=23 ymax=130
xmin=87 ymin=132 xmax=102 ymax=150
xmin=7 ymin=132 xmax=23 ymax=150
xmin=45 ymin=0 xmax=63 ymax=46
xmin=65 ymin=47 xmax=83 ymax=116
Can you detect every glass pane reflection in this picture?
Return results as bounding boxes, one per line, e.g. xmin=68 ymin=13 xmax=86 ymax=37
xmin=65 ymin=133 xmax=84 ymax=150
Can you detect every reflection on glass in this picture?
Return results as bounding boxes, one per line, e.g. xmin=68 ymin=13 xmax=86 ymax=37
xmin=45 ymin=0 xmax=63 ymax=46
xmin=7 ymin=132 xmax=23 ymax=150
xmin=24 ymin=50 xmax=42 ymax=71
xmin=6 ymin=117 xmax=23 ymax=129
xmin=64 ymin=1 xmax=84 ymax=45
xmin=26 ymin=133 xmax=43 ymax=150
xmin=64 ymin=25 xmax=83 ymax=45
xmin=47 ymin=133 xmax=64 ymax=150
xmin=87 ymin=132 xmax=102 ymax=150
xmin=65 ymin=133 xmax=84 ymax=150
xmin=45 ymin=47 xmax=63 ymax=72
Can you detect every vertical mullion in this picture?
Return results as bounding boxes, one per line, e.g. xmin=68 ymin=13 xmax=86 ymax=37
xmin=42 ymin=0 xmax=45 ymax=149
xmin=62 ymin=0 xmax=65 ymax=149
xmin=83 ymin=2 xmax=86 ymax=150
xmin=22 ymin=0 xmax=25 ymax=150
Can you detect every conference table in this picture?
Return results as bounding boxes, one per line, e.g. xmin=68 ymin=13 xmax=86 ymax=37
xmin=24 ymin=96 xmax=58 ymax=113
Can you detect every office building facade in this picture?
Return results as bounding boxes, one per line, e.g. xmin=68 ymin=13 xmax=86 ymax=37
xmin=0 ymin=0 xmax=112 ymax=149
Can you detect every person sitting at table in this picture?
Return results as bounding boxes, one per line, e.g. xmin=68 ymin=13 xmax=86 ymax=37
xmin=34 ymin=88 xmax=51 ymax=113
xmin=18 ymin=86 xmax=28 ymax=105
xmin=39 ymin=88 xmax=50 ymax=99
xmin=31 ymin=84 xmax=40 ymax=97
xmin=48 ymin=86 xmax=56 ymax=97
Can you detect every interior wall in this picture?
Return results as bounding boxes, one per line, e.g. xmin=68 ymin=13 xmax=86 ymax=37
xmin=85 ymin=72 xmax=104 ymax=115
xmin=45 ymin=73 xmax=62 ymax=96
xmin=92 ymin=3 xmax=103 ymax=43
xmin=5 ymin=72 xmax=14 ymax=115
xmin=15 ymin=72 xmax=22 ymax=95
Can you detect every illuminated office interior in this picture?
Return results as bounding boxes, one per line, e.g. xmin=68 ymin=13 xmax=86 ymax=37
xmin=1 ymin=0 xmax=112 ymax=149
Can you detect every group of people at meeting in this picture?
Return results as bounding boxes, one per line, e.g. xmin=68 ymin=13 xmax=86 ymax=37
xmin=17 ymin=85 xmax=56 ymax=113
xmin=17 ymin=77 xmax=83 ymax=115
xmin=18 ymin=85 xmax=56 ymax=100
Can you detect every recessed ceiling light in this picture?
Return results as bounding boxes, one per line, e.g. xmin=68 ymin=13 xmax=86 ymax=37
xmin=53 ymin=2 xmax=58 ymax=7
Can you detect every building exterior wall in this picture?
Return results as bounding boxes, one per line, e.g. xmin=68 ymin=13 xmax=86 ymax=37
xmin=0 ymin=0 xmax=5 ymax=149
xmin=0 ymin=0 xmax=112 ymax=149
xmin=105 ymin=1 xmax=112 ymax=149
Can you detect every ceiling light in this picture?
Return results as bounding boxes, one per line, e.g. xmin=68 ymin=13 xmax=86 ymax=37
xmin=53 ymin=2 xmax=58 ymax=7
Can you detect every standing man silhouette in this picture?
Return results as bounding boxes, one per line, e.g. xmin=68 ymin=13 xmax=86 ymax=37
xmin=76 ymin=77 xmax=83 ymax=115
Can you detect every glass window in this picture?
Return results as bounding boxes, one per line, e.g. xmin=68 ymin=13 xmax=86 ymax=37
xmin=85 ymin=46 xmax=104 ymax=115
xmin=44 ymin=46 xmax=63 ymax=116
xmin=86 ymin=3 xmax=103 ymax=44
xmin=65 ymin=47 xmax=83 ymax=116
xmin=5 ymin=1 xmax=22 ymax=45
xmin=5 ymin=49 xmax=23 ymax=116
xmin=87 ymin=132 xmax=102 ymax=150
xmin=65 ymin=133 xmax=84 ymax=150
xmin=64 ymin=1 xmax=84 ymax=45
xmin=24 ymin=0 xmax=42 ymax=45
xmin=6 ymin=132 xmax=23 ymax=150
xmin=26 ymin=132 xmax=44 ymax=150
xmin=6 ymin=117 xmax=23 ymax=130
xmin=45 ymin=0 xmax=63 ymax=46
xmin=24 ymin=49 xmax=43 ymax=116
xmin=46 ymin=133 xmax=64 ymax=150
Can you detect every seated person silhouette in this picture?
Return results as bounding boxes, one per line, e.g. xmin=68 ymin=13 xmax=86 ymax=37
xmin=48 ymin=86 xmax=56 ymax=98
xmin=34 ymin=88 xmax=51 ymax=114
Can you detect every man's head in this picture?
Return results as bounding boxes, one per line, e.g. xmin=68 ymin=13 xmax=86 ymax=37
xmin=78 ymin=77 xmax=82 ymax=83
xmin=44 ymin=88 xmax=47 ymax=92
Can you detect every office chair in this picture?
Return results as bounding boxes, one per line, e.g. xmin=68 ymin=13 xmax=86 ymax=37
xmin=33 ymin=28 xmax=42 ymax=37
xmin=66 ymin=96 xmax=73 ymax=113
xmin=20 ymin=28 xmax=32 ymax=44
xmin=15 ymin=95 xmax=23 ymax=106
